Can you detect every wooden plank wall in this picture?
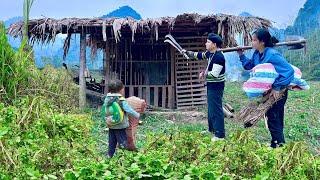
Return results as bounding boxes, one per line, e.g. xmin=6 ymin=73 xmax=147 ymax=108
xmin=104 ymin=38 xmax=174 ymax=109
xmin=175 ymin=36 xmax=207 ymax=109
xmin=125 ymin=85 xmax=173 ymax=108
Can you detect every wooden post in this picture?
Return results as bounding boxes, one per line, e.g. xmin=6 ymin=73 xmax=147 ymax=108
xmin=130 ymin=41 xmax=133 ymax=85
xmin=154 ymin=87 xmax=159 ymax=107
xmin=162 ymin=87 xmax=166 ymax=108
xmin=124 ymin=39 xmax=127 ymax=85
xmin=103 ymin=49 xmax=106 ymax=93
xmin=146 ymin=86 xmax=150 ymax=105
xmin=79 ymin=32 xmax=87 ymax=109
xmin=104 ymin=41 xmax=110 ymax=94
xmin=129 ymin=86 xmax=134 ymax=97
xmin=138 ymin=86 xmax=142 ymax=98
xmin=170 ymin=46 xmax=176 ymax=109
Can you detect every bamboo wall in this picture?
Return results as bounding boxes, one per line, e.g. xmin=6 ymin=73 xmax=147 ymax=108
xmin=104 ymin=36 xmax=207 ymax=109
xmin=174 ymin=36 xmax=207 ymax=109
xmin=104 ymin=38 xmax=174 ymax=108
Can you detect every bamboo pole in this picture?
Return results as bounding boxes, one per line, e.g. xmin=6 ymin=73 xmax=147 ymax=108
xmin=79 ymin=32 xmax=87 ymax=109
xmin=124 ymin=39 xmax=127 ymax=85
xmin=120 ymin=41 xmax=123 ymax=81
xmin=23 ymin=0 xmax=34 ymax=41
xmin=129 ymin=39 xmax=133 ymax=85
xmin=104 ymin=40 xmax=110 ymax=94
xmin=219 ymin=39 xmax=307 ymax=53
xmin=103 ymin=48 xmax=107 ymax=93
xmin=170 ymin=46 xmax=175 ymax=109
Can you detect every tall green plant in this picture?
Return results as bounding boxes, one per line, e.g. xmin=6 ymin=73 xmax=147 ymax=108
xmin=23 ymin=0 xmax=35 ymax=41
xmin=0 ymin=23 xmax=33 ymax=103
xmin=0 ymin=23 xmax=16 ymax=102
xmin=0 ymin=0 xmax=36 ymax=103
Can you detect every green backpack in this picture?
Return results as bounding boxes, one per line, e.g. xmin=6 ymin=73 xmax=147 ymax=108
xmin=101 ymin=96 xmax=125 ymax=125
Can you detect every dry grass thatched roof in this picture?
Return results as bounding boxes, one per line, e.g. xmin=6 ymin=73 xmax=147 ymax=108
xmin=7 ymin=13 xmax=272 ymax=58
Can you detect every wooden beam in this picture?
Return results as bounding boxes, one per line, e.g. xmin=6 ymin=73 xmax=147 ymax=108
xmin=129 ymin=86 xmax=134 ymax=97
xmin=176 ymin=84 xmax=205 ymax=90
xmin=79 ymin=32 xmax=87 ymax=109
xmin=138 ymin=86 xmax=142 ymax=98
xmin=162 ymin=87 xmax=166 ymax=108
xmin=146 ymin=86 xmax=150 ymax=105
xmin=154 ymin=87 xmax=159 ymax=107
xmin=86 ymin=89 xmax=104 ymax=98
xmin=104 ymin=40 xmax=110 ymax=94
xmin=103 ymin=46 xmax=106 ymax=93
xmin=168 ymin=86 xmax=173 ymax=109
xmin=170 ymin=46 xmax=176 ymax=109
xmin=126 ymin=42 xmax=133 ymax=85
xmin=124 ymin=39 xmax=127 ymax=85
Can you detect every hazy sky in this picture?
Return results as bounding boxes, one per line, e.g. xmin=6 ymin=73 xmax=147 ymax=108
xmin=1 ymin=0 xmax=307 ymax=28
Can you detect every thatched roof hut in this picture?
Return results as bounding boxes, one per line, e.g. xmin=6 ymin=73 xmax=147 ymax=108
xmin=8 ymin=13 xmax=272 ymax=109
xmin=8 ymin=13 xmax=271 ymax=54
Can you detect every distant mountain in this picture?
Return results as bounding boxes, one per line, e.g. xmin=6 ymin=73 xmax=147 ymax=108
xmin=5 ymin=16 xmax=24 ymax=57
xmin=286 ymin=0 xmax=320 ymax=35
xmin=4 ymin=16 xmax=23 ymax=28
xmin=5 ymin=6 xmax=142 ymax=70
xmin=239 ymin=12 xmax=287 ymax=41
xmin=239 ymin=12 xmax=253 ymax=17
xmin=60 ymin=6 xmax=142 ymax=69
xmin=101 ymin=5 xmax=142 ymax=20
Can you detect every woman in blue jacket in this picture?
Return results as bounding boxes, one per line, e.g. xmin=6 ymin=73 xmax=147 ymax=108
xmin=237 ymin=28 xmax=294 ymax=148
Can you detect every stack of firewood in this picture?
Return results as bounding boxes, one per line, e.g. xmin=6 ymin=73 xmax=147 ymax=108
xmin=236 ymin=89 xmax=287 ymax=128
xmin=223 ymin=103 xmax=234 ymax=118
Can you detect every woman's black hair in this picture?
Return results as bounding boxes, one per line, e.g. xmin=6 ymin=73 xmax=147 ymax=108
xmin=253 ymin=28 xmax=279 ymax=47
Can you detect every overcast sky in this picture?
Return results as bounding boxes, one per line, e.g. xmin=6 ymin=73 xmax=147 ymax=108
xmin=1 ymin=0 xmax=307 ymax=28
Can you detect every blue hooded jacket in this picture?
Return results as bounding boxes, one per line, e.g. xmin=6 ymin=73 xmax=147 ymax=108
xmin=240 ymin=47 xmax=294 ymax=91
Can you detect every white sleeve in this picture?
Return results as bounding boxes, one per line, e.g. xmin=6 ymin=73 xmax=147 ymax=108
xmin=208 ymin=64 xmax=223 ymax=77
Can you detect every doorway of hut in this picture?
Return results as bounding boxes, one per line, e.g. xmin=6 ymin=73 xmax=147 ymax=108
xmin=104 ymin=36 xmax=208 ymax=110
xmin=106 ymin=37 xmax=175 ymax=109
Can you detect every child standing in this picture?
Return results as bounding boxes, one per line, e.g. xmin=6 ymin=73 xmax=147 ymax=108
xmin=104 ymin=80 xmax=140 ymax=157
xmin=183 ymin=33 xmax=226 ymax=141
